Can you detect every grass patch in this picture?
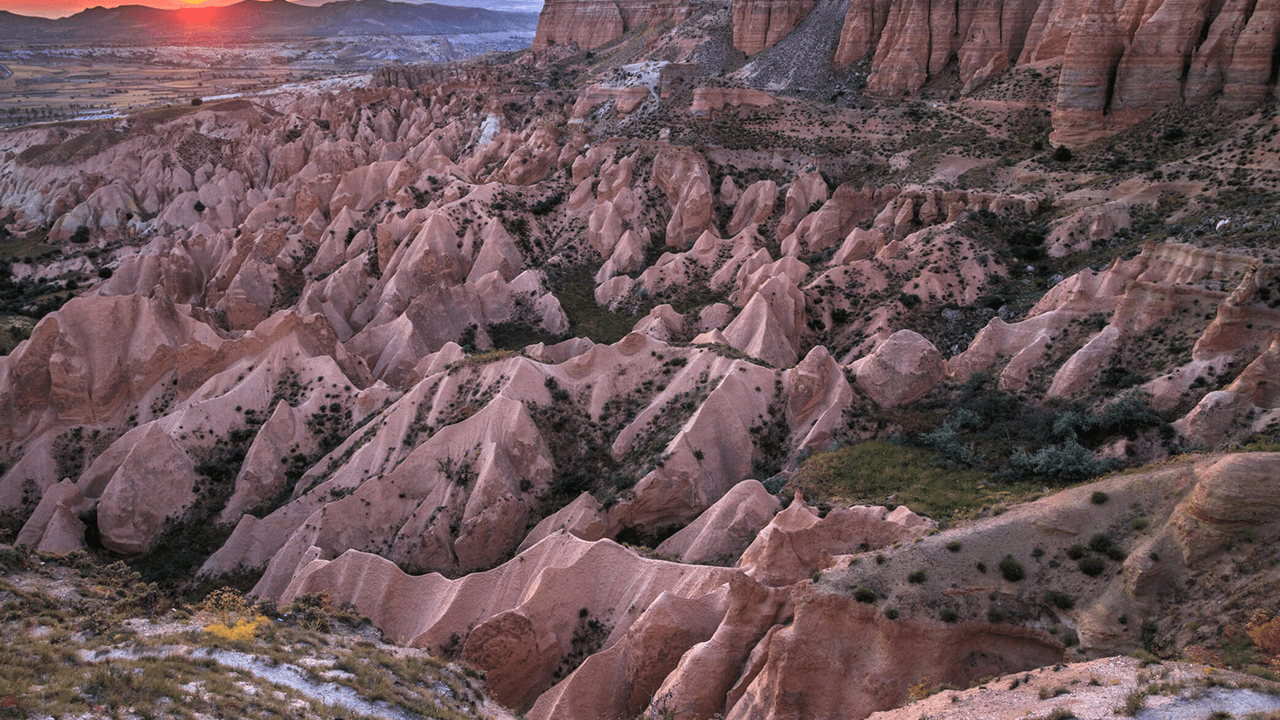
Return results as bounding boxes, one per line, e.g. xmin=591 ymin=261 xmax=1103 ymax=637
xmin=789 ymin=441 xmax=1039 ymax=521
xmin=546 ymin=265 xmax=641 ymax=344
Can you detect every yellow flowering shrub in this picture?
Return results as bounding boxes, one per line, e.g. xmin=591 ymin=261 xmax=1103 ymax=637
xmin=203 ymin=615 xmax=269 ymax=642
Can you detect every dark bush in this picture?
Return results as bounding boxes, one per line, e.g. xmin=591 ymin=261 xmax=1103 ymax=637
xmin=97 ymin=267 xmax=113 ymax=279
xmin=1079 ymin=556 xmax=1105 ymax=577
xmin=999 ymin=556 xmax=1025 ymax=582
xmin=191 ymin=97 xmax=203 ymax=106
xmin=1045 ymin=590 xmax=1075 ymax=610
xmin=1091 ymin=491 xmax=1109 ymax=505
xmin=1052 ymin=145 xmax=1073 ymax=162
xmin=908 ymin=569 xmax=926 ymax=584
xmin=1066 ymin=544 xmax=1087 ymax=560
xmin=854 ymin=586 xmax=876 ymax=603
xmin=1088 ymin=534 xmax=1113 ymax=552
xmin=940 ymin=607 xmax=959 ymax=623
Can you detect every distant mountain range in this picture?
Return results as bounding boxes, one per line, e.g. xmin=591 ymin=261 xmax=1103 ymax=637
xmin=0 ymin=0 xmax=539 ymax=45
xmin=292 ymin=0 xmax=543 ymax=14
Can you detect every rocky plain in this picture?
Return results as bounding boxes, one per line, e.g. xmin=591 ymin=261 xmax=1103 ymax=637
xmin=2 ymin=0 xmax=1280 ymax=717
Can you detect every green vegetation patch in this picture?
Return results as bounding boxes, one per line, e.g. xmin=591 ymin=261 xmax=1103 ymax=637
xmin=789 ymin=441 xmax=1039 ymax=522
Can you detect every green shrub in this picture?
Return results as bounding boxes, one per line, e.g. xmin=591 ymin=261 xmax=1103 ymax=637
xmin=854 ymin=586 xmax=876 ymax=604
xmin=1010 ymin=440 xmax=1111 ymax=483
xmin=1105 ymin=545 xmax=1128 ymax=562
xmin=987 ymin=607 xmax=1007 ymax=623
xmin=946 ymin=540 xmax=962 ymax=553
xmin=884 ymin=607 xmax=899 ymax=620
xmin=1045 ymin=590 xmax=1074 ymax=610
xmin=908 ymin=569 xmax=927 ymax=584
xmin=1078 ymin=557 xmax=1105 ymax=577
xmin=999 ymin=556 xmax=1025 ymax=582
xmin=922 ymin=423 xmax=978 ymax=466
xmin=1088 ymin=534 xmax=1113 ymax=552
xmin=1066 ymin=544 xmax=1087 ymax=560
xmin=940 ymin=608 xmax=959 ymax=623
xmin=1091 ymin=491 xmax=1109 ymax=504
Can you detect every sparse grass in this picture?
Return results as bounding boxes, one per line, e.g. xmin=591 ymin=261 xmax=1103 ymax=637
xmin=0 ymin=553 xmax=490 ymax=720
xmin=1116 ymin=689 xmax=1146 ymax=716
xmin=790 ymin=441 xmax=1040 ymax=521
xmin=1038 ymin=685 xmax=1069 ymax=700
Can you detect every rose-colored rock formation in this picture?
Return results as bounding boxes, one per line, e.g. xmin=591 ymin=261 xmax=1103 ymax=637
xmin=655 ymin=479 xmax=781 ymax=564
xmin=277 ymin=448 xmax=1280 ymax=720
xmin=532 ymin=0 xmax=688 ymax=50
xmin=867 ymin=656 xmax=1280 ymax=720
xmin=740 ymin=496 xmax=934 ymax=586
xmin=848 ymin=329 xmax=945 ymax=407
xmin=732 ymin=0 xmax=818 ymax=54
xmin=833 ymin=0 xmax=1280 ymax=143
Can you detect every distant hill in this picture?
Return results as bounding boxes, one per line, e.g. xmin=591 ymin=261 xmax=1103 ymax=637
xmin=292 ymin=0 xmax=544 ymax=15
xmin=0 ymin=0 xmax=538 ymax=45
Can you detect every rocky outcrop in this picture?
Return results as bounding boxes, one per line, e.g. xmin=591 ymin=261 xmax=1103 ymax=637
xmin=739 ymin=496 xmax=934 ymax=586
xmin=655 ymin=479 xmax=781 ymax=564
xmin=732 ymin=0 xmax=819 ymax=54
xmin=831 ymin=0 xmax=1280 ymax=144
xmin=866 ymin=657 xmax=1280 ymax=720
xmin=728 ymin=586 xmax=1062 ymax=719
xmin=532 ymin=0 xmax=688 ymax=50
xmin=848 ymin=329 xmax=945 ymax=407
xmin=651 ymin=144 xmax=715 ymax=249
xmin=1171 ymin=452 xmax=1280 ymax=563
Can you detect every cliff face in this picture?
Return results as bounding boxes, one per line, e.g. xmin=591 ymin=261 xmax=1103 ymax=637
xmin=531 ymin=0 xmax=688 ymax=50
xmin=831 ymin=0 xmax=1280 ymax=142
xmin=732 ymin=0 xmax=819 ymax=54
xmin=531 ymin=0 xmax=1278 ymax=143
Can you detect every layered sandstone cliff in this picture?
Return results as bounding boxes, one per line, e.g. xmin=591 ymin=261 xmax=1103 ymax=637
xmin=830 ymin=0 xmax=1280 ymax=142
xmin=532 ymin=0 xmax=689 ymax=50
